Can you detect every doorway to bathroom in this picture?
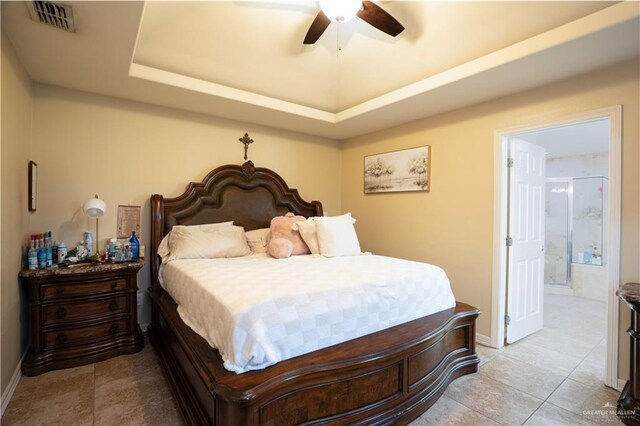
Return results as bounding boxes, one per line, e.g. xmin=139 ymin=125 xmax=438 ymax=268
xmin=530 ymin=122 xmax=610 ymax=301
xmin=491 ymin=106 xmax=622 ymax=389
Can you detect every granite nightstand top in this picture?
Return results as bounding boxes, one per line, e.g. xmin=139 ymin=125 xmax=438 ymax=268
xmin=617 ymin=282 xmax=640 ymax=304
xmin=20 ymin=259 xmax=144 ymax=278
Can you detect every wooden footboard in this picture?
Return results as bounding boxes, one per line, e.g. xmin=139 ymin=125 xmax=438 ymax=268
xmin=148 ymin=286 xmax=479 ymax=426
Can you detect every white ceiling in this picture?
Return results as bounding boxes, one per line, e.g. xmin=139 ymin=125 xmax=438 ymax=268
xmin=2 ymin=1 xmax=639 ymax=139
xmin=516 ymin=119 xmax=609 ymax=158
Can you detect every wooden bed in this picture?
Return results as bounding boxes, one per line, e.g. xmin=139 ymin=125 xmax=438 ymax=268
xmin=148 ymin=161 xmax=479 ymax=425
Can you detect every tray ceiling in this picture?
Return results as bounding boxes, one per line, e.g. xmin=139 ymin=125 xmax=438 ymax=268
xmin=2 ymin=1 xmax=638 ymax=139
xmin=134 ymin=1 xmax=613 ymax=112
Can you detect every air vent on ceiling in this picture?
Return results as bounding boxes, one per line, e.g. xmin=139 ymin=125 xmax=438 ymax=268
xmin=26 ymin=1 xmax=75 ymax=32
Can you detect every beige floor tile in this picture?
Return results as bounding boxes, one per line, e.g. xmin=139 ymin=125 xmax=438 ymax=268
xmin=445 ymin=372 xmax=543 ymax=426
xmin=411 ymin=394 xmax=499 ymax=426
xmin=94 ymin=340 xmax=162 ymax=385
xmin=524 ymin=402 xmax=598 ymax=425
xmin=476 ymin=343 xmax=502 ymax=367
xmin=547 ymin=378 xmax=624 ymax=425
xmin=570 ymin=358 xmax=605 ymax=387
xmin=480 ymin=354 xmax=566 ymax=400
xmin=585 ymin=338 xmax=607 ymax=365
xmin=94 ymin=365 xmax=183 ymax=426
xmin=501 ymin=340 xmax=583 ymax=376
xmin=524 ymin=327 xmax=601 ymax=358
xmin=2 ymin=365 xmax=94 ymax=426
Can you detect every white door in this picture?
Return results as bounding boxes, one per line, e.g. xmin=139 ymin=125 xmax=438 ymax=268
xmin=506 ymin=138 xmax=546 ymax=343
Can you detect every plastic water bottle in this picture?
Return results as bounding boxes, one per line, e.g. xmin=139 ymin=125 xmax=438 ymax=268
xmin=37 ymin=235 xmax=46 ymax=269
xmin=129 ymin=231 xmax=140 ymax=260
xmin=57 ymin=243 xmax=67 ymax=264
xmin=44 ymin=231 xmax=53 ymax=267
xmin=27 ymin=235 xmax=38 ymax=270
xmin=85 ymin=231 xmax=93 ymax=257
xmin=109 ymin=239 xmax=117 ymax=260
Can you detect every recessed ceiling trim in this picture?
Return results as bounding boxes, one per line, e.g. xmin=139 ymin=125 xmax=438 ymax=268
xmin=336 ymin=2 xmax=639 ymax=122
xmin=128 ymin=62 xmax=337 ymax=123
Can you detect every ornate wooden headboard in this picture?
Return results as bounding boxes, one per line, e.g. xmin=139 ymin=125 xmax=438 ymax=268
xmin=150 ymin=161 xmax=323 ymax=287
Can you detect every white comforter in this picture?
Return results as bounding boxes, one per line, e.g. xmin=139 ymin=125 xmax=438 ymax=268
xmin=160 ymin=253 xmax=456 ymax=374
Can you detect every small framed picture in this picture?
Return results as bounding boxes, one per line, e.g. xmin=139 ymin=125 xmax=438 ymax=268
xmin=28 ymin=161 xmax=37 ymax=212
xmin=117 ymin=205 xmax=141 ymax=238
xmin=364 ymin=146 xmax=430 ymax=194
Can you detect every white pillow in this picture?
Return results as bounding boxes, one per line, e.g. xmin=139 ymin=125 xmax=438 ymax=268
xmin=157 ymin=221 xmax=234 ymax=262
xmin=245 ymin=228 xmax=271 ymax=253
xmin=314 ymin=213 xmax=361 ymax=257
xmin=161 ymin=223 xmax=250 ymax=262
xmin=292 ymin=218 xmax=320 ymax=255
xmin=175 ymin=221 xmax=233 ymax=231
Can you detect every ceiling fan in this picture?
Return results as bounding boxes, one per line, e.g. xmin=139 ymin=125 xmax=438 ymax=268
xmin=303 ymin=0 xmax=404 ymax=45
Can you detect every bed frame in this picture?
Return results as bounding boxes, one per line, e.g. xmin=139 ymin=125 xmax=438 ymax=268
xmin=148 ymin=161 xmax=479 ymax=425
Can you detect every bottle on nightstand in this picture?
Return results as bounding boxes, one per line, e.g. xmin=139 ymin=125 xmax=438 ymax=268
xmin=129 ymin=231 xmax=140 ymax=260
xmin=27 ymin=235 xmax=38 ymax=270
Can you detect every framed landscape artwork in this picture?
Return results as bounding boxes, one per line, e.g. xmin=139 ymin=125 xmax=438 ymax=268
xmin=364 ymin=146 xmax=430 ymax=194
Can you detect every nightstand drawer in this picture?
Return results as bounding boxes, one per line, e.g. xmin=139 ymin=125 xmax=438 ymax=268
xmin=43 ymin=296 xmax=129 ymax=325
xmin=42 ymin=278 xmax=128 ymax=301
xmin=43 ymin=319 xmax=130 ymax=351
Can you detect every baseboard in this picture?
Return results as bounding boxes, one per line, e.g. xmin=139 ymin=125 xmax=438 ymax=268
xmin=0 ymin=351 xmax=27 ymax=418
xmin=476 ymin=333 xmax=492 ymax=347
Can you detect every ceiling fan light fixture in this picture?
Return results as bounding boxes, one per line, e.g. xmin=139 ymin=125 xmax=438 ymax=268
xmin=319 ymin=0 xmax=362 ymax=23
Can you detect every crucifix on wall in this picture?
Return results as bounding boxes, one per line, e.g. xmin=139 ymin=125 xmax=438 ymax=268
xmin=239 ymin=133 xmax=254 ymax=160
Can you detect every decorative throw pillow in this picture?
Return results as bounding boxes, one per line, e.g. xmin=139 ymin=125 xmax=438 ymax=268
xmin=245 ymin=228 xmax=271 ymax=253
xmin=157 ymin=221 xmax=234 ymax=263
xmin=164 ymin=224 xmax=251 ymax=262
xmin=267 ymin=212 xmax=310 ymax=258
xmin=314 ymin=213 xmax=361 ymax=257
xmin=292 ymin=218 xmax=320 ymax=255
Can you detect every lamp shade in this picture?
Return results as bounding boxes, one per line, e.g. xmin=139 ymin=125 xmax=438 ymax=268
xmin=319 ymin=0 xmax=361 ymax=23
xmin=83 ymin=195 xmax=107 ymax=219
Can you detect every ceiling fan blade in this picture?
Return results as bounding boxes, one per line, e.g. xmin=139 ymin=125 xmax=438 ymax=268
xmin=357 ymin=1 xmax=404 ymax=37
xmin=303 ymin=10 xmax=331 ymax=44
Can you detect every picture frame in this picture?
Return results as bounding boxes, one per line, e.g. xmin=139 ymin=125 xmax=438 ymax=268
xmin=117 ymin=205 xmax=141 ymax=238
xmin=28 ymin=161 xmax=37 ymax=212
xmin=364 ymin=146 xmax=430 ymax=194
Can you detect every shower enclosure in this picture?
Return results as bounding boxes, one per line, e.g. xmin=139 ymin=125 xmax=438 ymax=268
xmin=544 ymin=176 xmax=608 ymax=290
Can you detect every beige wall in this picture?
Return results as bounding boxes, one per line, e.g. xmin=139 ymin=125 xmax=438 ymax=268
xmin=341 ymin=60 xmax=639 ymax=380
xmin=1 ymin=34 xmax=33 ymax=395
xmin=29 ymin=84 xmax=342 ymax=324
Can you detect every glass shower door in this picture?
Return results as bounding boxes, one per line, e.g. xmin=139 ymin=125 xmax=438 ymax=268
xmin=544 ymin=179 xmax=572 ymax=287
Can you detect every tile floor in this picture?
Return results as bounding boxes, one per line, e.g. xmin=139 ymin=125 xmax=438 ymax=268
xmin=416 ymin=294 xmax=622 ymax=426
xmin=2 ymin=295 xmax=622 ymax=426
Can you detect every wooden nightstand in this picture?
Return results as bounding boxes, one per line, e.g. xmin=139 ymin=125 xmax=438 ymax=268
xmin=20 ymin=261 xmax=144 ymax=376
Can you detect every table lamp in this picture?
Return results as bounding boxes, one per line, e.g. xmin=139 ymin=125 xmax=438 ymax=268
xmin=83 ymin=195 xmax=107 ymax=261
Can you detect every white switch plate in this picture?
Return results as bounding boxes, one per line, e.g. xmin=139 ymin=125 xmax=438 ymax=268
xmin=137 ymin=292 xmax=143 ymax=305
